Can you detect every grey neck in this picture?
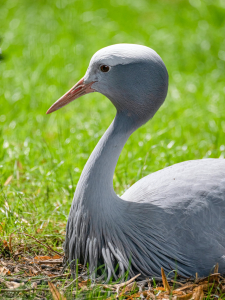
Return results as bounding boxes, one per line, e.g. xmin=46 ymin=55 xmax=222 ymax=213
xmin=73 ymin=112 xmax=136 ymax=210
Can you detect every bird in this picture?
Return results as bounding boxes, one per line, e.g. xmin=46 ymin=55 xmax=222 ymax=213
xmin=47 ymin=44 xmax=225 ymax=281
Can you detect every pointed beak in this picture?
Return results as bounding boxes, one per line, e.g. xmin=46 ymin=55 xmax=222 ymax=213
xmin=46 ymin=77 xmax=95 ymax=114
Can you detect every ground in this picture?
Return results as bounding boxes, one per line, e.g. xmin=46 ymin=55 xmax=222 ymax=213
xmin=0 ymin=0 xmax=225 ymax=298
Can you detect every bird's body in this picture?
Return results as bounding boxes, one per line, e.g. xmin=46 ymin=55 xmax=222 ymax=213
xmin=47 ymin=44 xmax=225 ymax=280
xmin=122 ymin=159 xmax=225 ymax=276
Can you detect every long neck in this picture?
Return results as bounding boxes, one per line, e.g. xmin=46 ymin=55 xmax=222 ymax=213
xmin=74 ymin=112 xmax=135 ymax=209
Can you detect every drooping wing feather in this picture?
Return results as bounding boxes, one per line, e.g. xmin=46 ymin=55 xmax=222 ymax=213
xmin=121 ymin=158 xmax=225 ymax=276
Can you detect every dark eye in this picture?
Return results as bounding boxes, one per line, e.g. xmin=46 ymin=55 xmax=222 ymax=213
xmin=100 ymin=65 xmax=110 ymax=72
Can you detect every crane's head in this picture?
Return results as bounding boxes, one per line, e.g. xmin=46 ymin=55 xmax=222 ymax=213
xmin=47 ymin=44 xmax=168 ymax=125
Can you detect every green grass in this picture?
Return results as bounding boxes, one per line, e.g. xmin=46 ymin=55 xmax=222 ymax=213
xmin=1 ymin=0 xmax=225 ymax=247
xmin=0 ymin=0 xmax=225 ymax=297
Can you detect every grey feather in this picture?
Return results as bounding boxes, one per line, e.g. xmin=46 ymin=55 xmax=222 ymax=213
xmin=58 ymin=44 xmax=225 ymax=279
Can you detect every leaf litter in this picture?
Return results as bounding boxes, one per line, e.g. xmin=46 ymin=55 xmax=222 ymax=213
xmin=0 ymin=235 xmax=225 ymax=299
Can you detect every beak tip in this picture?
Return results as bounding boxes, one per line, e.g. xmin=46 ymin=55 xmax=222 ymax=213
xmin=46 ymin=108 xmax=54 ymax=114
xmin=46 ymin=106 xmax=55 ymax=114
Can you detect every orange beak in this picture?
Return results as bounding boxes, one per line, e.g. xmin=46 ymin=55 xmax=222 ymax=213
xmin=46 ymin=78 xmax=95 ymax=114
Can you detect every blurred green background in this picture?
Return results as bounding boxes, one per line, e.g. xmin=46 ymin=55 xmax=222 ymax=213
xmin=0 ymin=0 xmax=225 ymax=241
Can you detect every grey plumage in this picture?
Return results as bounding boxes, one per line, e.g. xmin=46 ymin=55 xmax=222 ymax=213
xmin=47 ymin=44 xmax=225 ymax=280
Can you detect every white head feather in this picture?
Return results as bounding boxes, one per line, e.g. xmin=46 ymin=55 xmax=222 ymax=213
xmin=89 ymin=44 xmax=159 ymax=67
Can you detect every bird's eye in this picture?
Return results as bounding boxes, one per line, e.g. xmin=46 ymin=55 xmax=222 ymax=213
xmin=100 ymin=65 xmax=110 ymax=72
